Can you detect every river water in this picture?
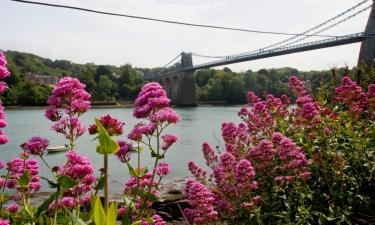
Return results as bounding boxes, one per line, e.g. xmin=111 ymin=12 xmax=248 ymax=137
xmin=2 ymin=106 xmax=241 ymax=194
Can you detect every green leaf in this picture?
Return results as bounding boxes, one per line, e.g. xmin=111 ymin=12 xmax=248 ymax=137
xmin=58 ymin=175 xmax=79 ymax=189
xmin=36 ymin=193 xmax=56 ymax=216
xmin=127 ymin=163 xmax=138 ymax=177
xmin=18 ymin=170 xmax=30 ymax=187
xmin=93 ymin=196 xmax=106 ymax=225
xmin=151 ymin=151 xmax=164 ymax=159
xmin=94 ymin=176 xmax=105 ymax=191
xmin=131 ymin=221 xmax=142 ymax=225
xmin=0 ymin=194 xmax=10 ymax=203
xmin=121 ymin=214 xmax=131 ymax=225
xmin=107 ymin=202 xmax=118 ymax=225
xmin=144 ymin=192 xmax=159 ymax=202
xmin=64 ymin=206 xmax=88 ymax=225
xmin=40 ymin=176 xmax=58 ymax=189
xmin=96 ymin=118 xmax=120 ymax=155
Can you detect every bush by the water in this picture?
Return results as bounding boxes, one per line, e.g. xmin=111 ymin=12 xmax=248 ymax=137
xmin=185 ymin=74 xmax=375 ymax=224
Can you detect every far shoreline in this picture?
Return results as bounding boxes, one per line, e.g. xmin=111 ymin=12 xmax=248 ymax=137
xmin=4 ymin=101 xmax=246 ymax=110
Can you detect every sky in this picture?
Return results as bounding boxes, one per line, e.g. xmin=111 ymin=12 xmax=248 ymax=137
xmin=0 ymin=0 xmax=372 ymax=72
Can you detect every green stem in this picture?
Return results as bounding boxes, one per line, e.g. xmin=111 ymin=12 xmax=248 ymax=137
xmin=104 ymin=154 xmax=109 ymax=214
xmin=53 ymin=186 xmax=60 ymax=225
xmin=40 ymin=156 xmax=57 ymax=179
xmin=0 ymin=170 xmax=9 ymax=209
xmin=139 ymin=124 xmax=161 ymax=218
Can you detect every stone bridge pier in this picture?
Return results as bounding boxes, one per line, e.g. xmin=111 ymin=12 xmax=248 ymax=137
xmin=358 ymin=0 xmax=375 ymax=66
xmin=153 ymin=52 xmax=197 ymax=106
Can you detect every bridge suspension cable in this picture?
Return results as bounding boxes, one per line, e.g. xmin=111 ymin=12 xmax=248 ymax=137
xmin=10 ymin=0 xmax=349 ymax=38
xmin=147 ymin=53 xmax=182 ymax=77
xmin=257 ymin=0 xmax=371 ymax=51
xmin=275 ymin=4 xmax=373 ymax=49
xmin=190 ymin=0 xmax=372 ymax=59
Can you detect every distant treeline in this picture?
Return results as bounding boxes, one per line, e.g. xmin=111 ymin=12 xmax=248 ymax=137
xmin=1 ymin=50 xmax=367 ymax=105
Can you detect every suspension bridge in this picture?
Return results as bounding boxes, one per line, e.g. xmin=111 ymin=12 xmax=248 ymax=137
xmin=145 ymin=0 xmax=375 ymax=106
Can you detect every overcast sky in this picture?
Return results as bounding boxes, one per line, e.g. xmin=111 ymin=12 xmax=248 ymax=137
xmin=0 ymin=0 xmax=371 ymax=71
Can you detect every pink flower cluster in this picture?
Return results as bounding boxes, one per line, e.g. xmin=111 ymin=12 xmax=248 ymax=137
xmin=49 ymin=195 xmax=91 ymax=210
xmin=161 ymin=134 xmax=177 ymax=151
xmin=239 ymin=92 xmax=290 ymax=138
xmin=115 ymin=140 xmax=133 ymax=163
xmin=289 ymin=75 xmax=307 ymax=96
xmin=154 ymin=162 xmax=170 ymax=177
xmin=202 ymin=142 xmax=218 ymax=169
xmin=183 ymin=179 xmax=218 ymax=224
xmin=0 ymin=51 xmax=10 ymax=93
xmin=124 ymin=172 xmax=158 ymax=208
xmin=45 ymin=76 xmax=91 ymax=141
xmin=6 ymin=203 xmax=20 ymax=213
xmin=58 ymin=151 xmax=95 ymax=197
xmin=0 ymin=51 xmax=10 ymax=145
xmin=334 ymin=76 xmax=372 ymax=118
xmin=288 ymin=76 xmax=321 ymax=130
xmin=134 ymin=82 xmax=170 ymax=118
xmin=88 ymin=114 xmax=125 ymax=136
xmin=0 ymin=218 xmax=10 ymax=225
xmin=21 ymin=136 xmax=49 ymax=156
xmin=185 ymin=77 xmax=315 ymax=220
xmin=1 ymin=158 xmax=41 ymax=192
xmin=188 ymin=161 xmax=207 ymax=181
xmin=128 ymin=122 xmax=156 ymax=141
xmin=134 ymin=82 xmax=180 ymax=123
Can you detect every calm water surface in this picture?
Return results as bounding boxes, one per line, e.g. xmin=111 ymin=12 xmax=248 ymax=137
xmin=2 ymin=106 xmax=241 ymax=194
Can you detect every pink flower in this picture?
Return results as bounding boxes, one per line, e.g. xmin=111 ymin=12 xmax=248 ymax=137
xmin=184 ymin=179 xmax=218 ymax=224
xmin=62 ymin=197 xmax=76 ymax=208
xmin=46 ymin=76 xmax=91 ymax=141
xmin=247 ymin=92 xmax=261 ymax=105
xmin=117 ymin=207 xmax=128 ymax=216
xmin=45 ymin=107 xmax=62 ymax=121
xmin=0 ymin=134 xmax=9 ymax=144
xmin=115 ymin=140 xmax=133 ymax=163
xmin=235 ymin=159 xmax=255 ymax=183
xmin=21 ymin=136 xmax=49 ymax=156
xmin=52 ymin=116 xmax=85 ymax=140
xmin=289 ymin=75 xmax=306 ymax=96
xmin=0 ymin=66 xmax=10 ymax=80
xmin=0 ymin=160 xmax=4 ymax=169
xmin=88 ymin=114 xmax=125 ymax=136
xmin=134 ymin=82 xmax=169 ymax=118
xmin=0 ymin=218 xmax=10 ymax=225
xmin=161 ymin=134 xmax=178 ymax=151
xmin=0 ymin=82 xmax=8 ymax=94
xmin=149 ymin=107 xmax=180 ymax=124
xmin=6 ymin=203 xmax=20 ymax=213
xmin=202 ymin=142 xmax=218 ymax=168
xmin=128 ymin=122 xmax=156 ymax=141
xmin=152 ymin=214 xmax=166 ymax=225
xmin=188 ymin=161 xmax=206 ymax=180
xmin=155 ymin=162 xmax=170 ymax=177
xmin=6 ymin=158 xmax=40 ymax=192
xmin=58 ymin=151 xmax=94 ymax=196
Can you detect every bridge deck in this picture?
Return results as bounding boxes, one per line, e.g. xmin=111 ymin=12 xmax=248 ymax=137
xmin=145 ymin=32 xmax=366 ymax=80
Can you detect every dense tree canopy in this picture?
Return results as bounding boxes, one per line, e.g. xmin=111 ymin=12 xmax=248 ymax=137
xmin=2 ymin=50 xmax=366 ymax=105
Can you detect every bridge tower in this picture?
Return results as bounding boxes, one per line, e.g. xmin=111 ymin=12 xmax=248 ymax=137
xmin=358 ymin=0 xmax=375 ymax=66
xmin=172 ymin=52 xmax=197 ymax=106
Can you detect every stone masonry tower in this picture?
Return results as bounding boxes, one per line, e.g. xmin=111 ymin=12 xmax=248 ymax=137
xmin=358 ymin=0 xmax=375 ymax=66
xmin=174 ymin=52 xmax=197 ymax=106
